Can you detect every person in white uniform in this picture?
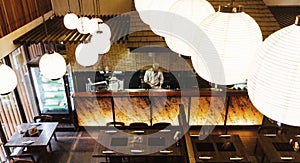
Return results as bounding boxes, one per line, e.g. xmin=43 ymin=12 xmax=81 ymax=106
xmin=143 ymin=63 xmax=164 ymax=89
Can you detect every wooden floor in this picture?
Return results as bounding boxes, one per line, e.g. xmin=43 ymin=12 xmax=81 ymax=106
xmin=43 ymin=126 xmax=261 ymax=163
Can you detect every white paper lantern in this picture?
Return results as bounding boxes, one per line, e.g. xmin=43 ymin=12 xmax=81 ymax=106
xmin=89 ymin=18 xmax=103 ymax=35
xmin=193 ymin=6 xmax=262 ymax=85
xmin=90 ymin=32 xmax=111 ymax=54
xmin=248 ymin=16 xmax=300 ymax=127
xmin=0 ymin=64 xmax=17 ymax=95
xmin=39 ymin=52 xmax=66 ymax=80
xmin=75 ymin=43 xmax=98 ymax=67
xmin=77 ymin=17 xmax=91 ymax=34
xmin=165 ymin=0 xmax=215 ymax=56
xmin=98 ymin=23 xmax=111 ymax=39
xmin=63 ymin=12 xmax=79 ymax=30
xmin=134 ymin=0 xmax=178 ymax=24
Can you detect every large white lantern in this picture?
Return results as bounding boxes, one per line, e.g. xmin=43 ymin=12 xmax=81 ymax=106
xmin=63 ymin=12 xmax=79 ymax=30
xmin=39 ymin=51 xmax=66 ymax=80
xmin=90 ymin=32 xmax=111 ymax=54
xmin=248 ymin=16 xmax=300 ymax=127
xmin=0 ymin=63 xmax=17 ymax=95
xmin=165 ymin=0 xmax=215 ymax=56
xmin=89 ymin=18 xmax=103 ymax=35
xmin=134 ymin=0 xmax=178 ymax=25
xmin=77 ymin=17 xmax=91 ymax=34
xmin=193 ymin=5 xmax=262 ymax=85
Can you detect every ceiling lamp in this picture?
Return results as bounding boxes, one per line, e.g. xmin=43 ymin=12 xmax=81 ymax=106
xmin=192 ymin=3 xmax=262 ymax=85
xmin=89 ymin=0 xmax=104 ymax=35
xmin=64 ymin=13 xmax=79 ymax=30
xmin=0 ymin=63 xmax=17 ymax=95
xmin=63 ymin=0 xmax=78 ymax=30
xmin=247 ymin=15 xmax=300 ymax=127
xmin=39 ymin=51 xmax=66 ymax=80
xmin=165 ymin=0 xmax=215 ymax=56
xmin=76 ymin=0 xmax=90 ymax=34
xmin=75 ymin=43 xmax=99 ymax=67
xmin=134 ymin=0 xmax=178 ymax=25
xmin=77 ymin=17 xmax=91 ymax=34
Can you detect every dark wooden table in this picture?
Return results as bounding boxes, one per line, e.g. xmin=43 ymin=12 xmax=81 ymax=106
xmin=190 ymin=134 xmax=250 ymax=162
xmin=5 ymin=122 xmax=58 ymax=152
xmin=256 ymin=134 xmax=300 ymax=163
xmin=92 ymin=128 xmax=187 ymax=162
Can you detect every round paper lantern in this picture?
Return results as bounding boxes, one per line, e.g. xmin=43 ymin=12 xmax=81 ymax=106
xmin=39 ymin=51 xmax=66 ymax=80
xmin=89 ymin=17 xmax=103 ymax=35
xmin=165 ymin=0 xmax=215 ymax=56
xmin=77 ymin=17 xmax=91 ymax=34
xmin=134 ymin=0 xmax=178 ymax=24
xmin=75 ymin=43 xmax=98 ymax=67
xmin=248 ymin=16 xmax=300 ymax=127
xmin=98 ymin=23 xmax=111 ymax=39
xmin=63 ymin=12 xmax=79 ymax=30
xmin=90 ymin=32 xmax=111 ymax=54
xmin=194 ymin=5 xmax=262 ymax=85
xmin=0 ymin=64 xmax=17 ymax=95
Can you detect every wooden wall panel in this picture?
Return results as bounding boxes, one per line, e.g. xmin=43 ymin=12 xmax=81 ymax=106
xmin=0 ymin=0 xmax=52 ymax=38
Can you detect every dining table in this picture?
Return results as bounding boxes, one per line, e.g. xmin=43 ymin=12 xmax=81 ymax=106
xmin=92 ymin=127 xmax=187 ymax=162
xmin=190 ymin=134 xmax=251 ymax=162
xmin=5 ymin=122 xmax=58 ymax=154
xmin=256 ymin=133 xmax=300 ymax=163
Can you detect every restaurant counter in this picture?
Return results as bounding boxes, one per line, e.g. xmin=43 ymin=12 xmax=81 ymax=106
xmin=72 ymin=89 xmax=263 ymax=126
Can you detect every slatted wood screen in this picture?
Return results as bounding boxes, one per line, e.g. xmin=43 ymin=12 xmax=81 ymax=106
xmin=0 ymin=46 xmax=38 ymax=161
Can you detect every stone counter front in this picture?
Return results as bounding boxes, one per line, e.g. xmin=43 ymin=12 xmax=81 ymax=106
xmin=72 ymin=89 xmax=263 ymax=126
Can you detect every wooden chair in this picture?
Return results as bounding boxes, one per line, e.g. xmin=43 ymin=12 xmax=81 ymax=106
xmin=152 ymin=122 xmax=171 ymax=129
xmin=33 ymin=115 xmax=57 ymax=151
xmin=11 ymin=159 xmax=34 ymax=163
xmin=9 ymin=147 xmax=44 ymax=163
xmin=33 ymin=115 xmax=57 ymax=141
xmin=129 ymin=122 xmax=148 ymax=129
xmin=258 ymin=125 xmax=283 ymax=135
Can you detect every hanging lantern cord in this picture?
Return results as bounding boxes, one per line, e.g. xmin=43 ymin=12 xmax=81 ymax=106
xmin=295 ymin=15 xmax=300 ymax=26
xmin=67 ymin=0 xmax=71 ymax=12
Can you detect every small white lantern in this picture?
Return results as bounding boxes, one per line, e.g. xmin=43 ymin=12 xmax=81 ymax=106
xmin=248 ymin=16 xmax=300 ymax=127
xmin=75 ymin=43 xmax=99 ymax=67
xmin=165 ymin=0 xmax=215 ymax=57
xmin=89 ymin=18 xmax=103 ymax=35
xmin=39 ymin=51 xmax=66 ymax=80
xmin=0 ymin=63 xmax=17 ymax=95
xmin=63 ymin=12 xmax=79 ymax=30
xmin=77 ymin=17 xmax=91 ymax=34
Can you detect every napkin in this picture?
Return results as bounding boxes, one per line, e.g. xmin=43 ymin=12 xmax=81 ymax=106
xmin=281 ymin=157 xmax=295 ymax=160
xmin=263 ymin=134 xmax=277 ymax=137
xmin=130 ymin=149 xmax=144 ymax=153
xmin=133 ymin=130 xmax=144 ymax=134
xmin=230 ymin=157 xmax=244 ymax=161
xmin=105 ymin=130 xmax=117 ymax=134
xmin=102 ymin=150 xmax=115 ymax=154
xmin=22 ymin=140 xmax=34 ymax=144
xmin=199 ymin=156 xmax=213 ymax=160
xmin=159 ymin=150 xmax=173 ymax=154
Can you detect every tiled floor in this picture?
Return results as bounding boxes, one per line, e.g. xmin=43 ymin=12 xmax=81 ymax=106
xmin=44 ymin=126 xmax=260 ymax=163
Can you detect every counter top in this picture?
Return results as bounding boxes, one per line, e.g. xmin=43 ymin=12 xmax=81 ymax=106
xmin=72 ymin=89 xmax=248 ymax=97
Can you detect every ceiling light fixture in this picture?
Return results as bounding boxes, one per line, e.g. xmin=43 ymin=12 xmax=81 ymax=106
xmin=192 ymin=0 xmax=262 ymax=85
xmin=0 ymin=62 xmax=17 ymax=95
xmin=63 ymin=0 xmax=79 ymax=30
xmin=248 ymin=15 xmax=300 ymax=127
